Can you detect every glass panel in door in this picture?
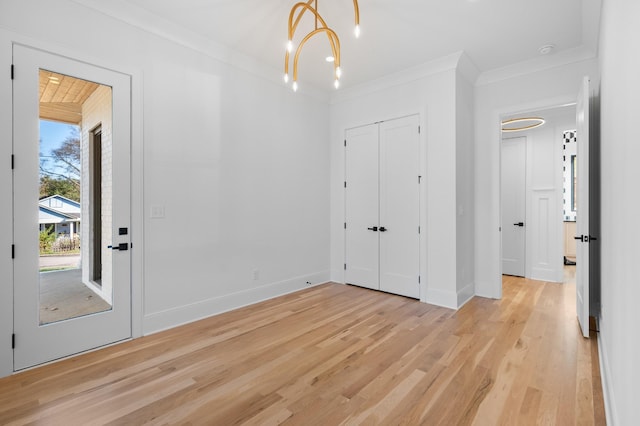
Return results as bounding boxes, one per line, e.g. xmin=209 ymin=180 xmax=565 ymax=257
xmin=38 ymin=72 xmax=113 ymax=324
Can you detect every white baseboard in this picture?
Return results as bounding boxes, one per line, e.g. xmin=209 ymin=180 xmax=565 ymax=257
xmin=143 ymin=270 xmax=330 ymax=335
xmin=457 ymin=282 xmax=475 ymax=308
xmin=474 ymin=280 xmax=501 ymax=300
xmin=597 ymin=319 xmax=618 ymax=426
xmin=329 ymin=268 xmax=344 ymax=283
xmin=530 ymin=268 xmax=562 ymax=283
xmin=425 ymin=287 xmax=458 ymax=310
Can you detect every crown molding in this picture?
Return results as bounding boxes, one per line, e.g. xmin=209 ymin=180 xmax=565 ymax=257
xmin=70 ymin=0 xmax=329 ymax=102
xmin=476 ymin=45 xmax=597 ymax=87
xmin=330 ymin=51 xmax=463 ymax=105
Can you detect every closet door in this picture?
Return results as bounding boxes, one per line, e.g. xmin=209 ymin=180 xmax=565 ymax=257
xmin=379 ymin=116 xmax=420 ymax=298
xmin=345 ymin=124 xmax=379 ymax=290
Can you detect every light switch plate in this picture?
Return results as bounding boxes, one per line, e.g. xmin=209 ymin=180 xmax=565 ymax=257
xmin=150 ymin=205 xmax=165 ymax=219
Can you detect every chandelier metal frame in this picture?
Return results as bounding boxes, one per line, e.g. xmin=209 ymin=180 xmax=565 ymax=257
xmin=284 ymin=0 xmax=360 ymax=91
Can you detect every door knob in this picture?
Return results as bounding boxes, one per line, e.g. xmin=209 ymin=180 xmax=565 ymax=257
xmin=367 ymin=226 xmax=378 ymax=231
xmin=379 ymin=227 xmax=387 ymax=232
xmin=108 ymin=243 xmax=129 ymax=251
xmin=513 ymin=222 xmax=524 ymax=227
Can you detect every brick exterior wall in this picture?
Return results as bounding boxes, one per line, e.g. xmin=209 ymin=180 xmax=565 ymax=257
xmin=80 ymin=85 xmax=113 ymax=305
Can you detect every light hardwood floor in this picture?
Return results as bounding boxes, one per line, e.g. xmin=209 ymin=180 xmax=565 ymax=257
xmin=0 ymin=275 xmax=605 ymax=425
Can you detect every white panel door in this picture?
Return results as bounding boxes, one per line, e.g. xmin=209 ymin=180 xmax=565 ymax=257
xmin=345 ymin=124 xmax=380 ymax=290
xmin=576 ymin=76 xmax=590 ymax=338
xmin=13 ymin=45 xmax=131 ymax=370
xmin=379 ymin=116 xmax=420 ymax=298
xmin=501 ymin=137 xmax=526 ymax=276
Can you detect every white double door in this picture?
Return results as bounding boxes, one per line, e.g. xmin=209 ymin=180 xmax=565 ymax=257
xmin=12 ymin=45 xmax=132 ymax=370
xmin=345 ymin=115 xmax=420 ymax=299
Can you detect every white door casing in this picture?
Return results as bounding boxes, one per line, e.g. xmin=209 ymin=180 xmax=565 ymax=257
xmin=501 ymin=137 xmax=526 ymax=277
xmin=13 ymin=44 xmax=132 ymax=370
xmin=576 ymin=76 xmax=590 ymax=338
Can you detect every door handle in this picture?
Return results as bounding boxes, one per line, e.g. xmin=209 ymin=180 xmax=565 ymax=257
xmin=379 ymin=227 xmax=387 ymax=232
xmin=513 ymin=222 xmax=524 ymax=227
xmin=108 ymin=243 xmax=129 ymax=251
xmin=367 ymin=226 xmax=378 ymax=231
xmin=589 ymin=235 xmax=598 ymax=241
xmin=574 ymin=235 xmax=585 ymax=242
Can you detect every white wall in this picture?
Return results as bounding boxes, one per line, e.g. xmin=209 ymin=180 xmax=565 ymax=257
xmin=456 ymin=70 xmax=475 ymax=306
xmin=0 ymin=0 xmax=330 ymax=376
xmin=597 ymin=0 xmax=640 ymax=424
xmin=474 ymin=58 xmax=598 ymax=298
xmin=329 ymin=54 xmax=471 ymax=309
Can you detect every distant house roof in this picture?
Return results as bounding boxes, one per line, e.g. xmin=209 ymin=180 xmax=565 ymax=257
xmin=38 ymin=195 xmax=81 ymax=224
xmin=39 ymin=195 xmax=80 ymax=212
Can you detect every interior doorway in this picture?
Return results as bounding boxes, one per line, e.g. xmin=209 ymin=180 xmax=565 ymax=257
xmin=499 ymin=104 xmax=576 ymax=284
xmin=90 ymin=125 xmax=103 ymax=285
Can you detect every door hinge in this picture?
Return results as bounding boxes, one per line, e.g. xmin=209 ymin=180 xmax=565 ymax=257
xmin=344 ymin=263 xmax=347 ymax=270
xmin=418 ymin=276 xmax=421 ymax=284
xmin=418 ymin=226 xmax=421 ymax=234
xmin=11 ymin=244 xmax=15 ymax=259
xmin=10 ymin=64 xmax=14 ymax=80
xmin=344 ymin=139 xmax=347 ymax=147
xmin=418 ymin=175 xmax=422 ymax=183
xmin=344 ymin=181 xmax=347 ymax=188
xmin=344 ymin=222 xmax=347 ymax=229
xmin=12 ymin=334 xmax=15 ymax=349
xmin=11 ymin=154 xmax=14 ymax=169
xmin=418 ymin=125 xmax=421 ymax=134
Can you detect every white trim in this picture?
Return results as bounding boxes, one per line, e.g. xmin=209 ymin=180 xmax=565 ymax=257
xmin=425 ymin=288 xmax=458 ymax=310
xmin=457 ymin=283 xmax=475 ymax=308
xmin=597 ymin=320 xmax=618 ymax=426
xmin=477 ymin=46 xmax=597 ymax=86
xmin=143 ymin=271 xmax=330 ymax=335
xmin=69 ymin=0 xmax=328 ymax=103
xmin=0 ymin=30 xmax=13 ymax=379
xmin=330 ymin=52 xmax=462 ymax=105
xmin=129 ymin=63 xmax=144 ymax=339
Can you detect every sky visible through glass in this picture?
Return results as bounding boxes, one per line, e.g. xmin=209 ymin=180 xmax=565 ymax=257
xmin=40 ymin=119 xmax=79 ymax=176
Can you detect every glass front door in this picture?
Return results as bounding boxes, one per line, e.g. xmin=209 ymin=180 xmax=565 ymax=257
xmin=13 ymin=45 xmax=132 ymax=370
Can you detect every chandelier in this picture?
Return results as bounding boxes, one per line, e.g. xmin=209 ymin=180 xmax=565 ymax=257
xmin=284 ymin=0 xmax=360 ymax=91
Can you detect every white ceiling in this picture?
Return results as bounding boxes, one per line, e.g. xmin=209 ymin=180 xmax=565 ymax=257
xmin=80 ymin=0 xmax=601 ymax=92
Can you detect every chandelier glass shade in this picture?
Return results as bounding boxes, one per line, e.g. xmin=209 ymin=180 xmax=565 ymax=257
xmin=284 ymin=0 xmax=360 ymax=91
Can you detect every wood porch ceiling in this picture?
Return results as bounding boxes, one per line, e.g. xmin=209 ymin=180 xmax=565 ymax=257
xmin=39 ymin=70 xmax=100 ymax=124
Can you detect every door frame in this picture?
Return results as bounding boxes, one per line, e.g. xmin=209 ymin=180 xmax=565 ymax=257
xmin=489 ymin=95 xmax=578 ymax=299
xmin=0 ymin=31 xmax=144 ymax=378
